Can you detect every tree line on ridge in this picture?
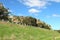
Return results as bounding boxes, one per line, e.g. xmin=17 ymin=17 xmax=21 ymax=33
xmin=0 ymin=3 xmax=51 ymax=30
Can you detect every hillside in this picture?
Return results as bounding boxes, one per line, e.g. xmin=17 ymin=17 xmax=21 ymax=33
xmin=0 ymin=21 xmax=60 ymax=40
xmin=0 ymin=3 xmax=51 ymax=30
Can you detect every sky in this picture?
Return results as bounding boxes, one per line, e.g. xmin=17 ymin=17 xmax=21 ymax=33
xmin=0 ymin=0 xmax=60 ymax=30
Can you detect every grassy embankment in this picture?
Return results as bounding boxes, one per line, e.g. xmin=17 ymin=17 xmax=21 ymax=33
xmin=0 ymin=21 xmax=60 ymax=40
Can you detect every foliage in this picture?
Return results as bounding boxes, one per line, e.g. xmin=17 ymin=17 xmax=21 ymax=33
xmin=0 ymin=3 xmax=9 ymax=21
xmin=9 ymin=16 xmax=51 ymax=30
xmin=0 ymin=3 xmax=51 ymax=30
xmin=0 ymin=21 xmax=60 ymax=40
xmin=23 ymin=16 xmax=37 ymax=26
xmin=55 ymin=30 xmax=60 ymax=33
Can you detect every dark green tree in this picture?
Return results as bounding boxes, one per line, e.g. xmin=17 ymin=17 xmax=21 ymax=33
xmin=23 ymin=16 xmax=37 ymax=26
xmin=0 ymin=3 xmax=9 ymax=21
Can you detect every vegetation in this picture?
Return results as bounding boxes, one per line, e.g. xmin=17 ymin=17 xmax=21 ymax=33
xmin=0 ymin=3 xmax=9 ymax=21
xmin=55 ymin=30 xmax=60 ymax=33
xmin=9 ymin=16 xmax=51 ymax=30
xmin=0 ymin=21 xmax=60 ymax=40
xmin=0 ymin=3 xmax=60 ymax=40
xmin=0 ymin=3 xmax=51 ymax=30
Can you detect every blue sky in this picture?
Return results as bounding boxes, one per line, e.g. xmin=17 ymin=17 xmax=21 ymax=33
xmin=0 ymin=0 xmax=60 ymax=30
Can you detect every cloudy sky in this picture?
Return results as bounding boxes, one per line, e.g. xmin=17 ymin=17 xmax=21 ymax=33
xmin=0 ymin=0 xmax=60 ymax=30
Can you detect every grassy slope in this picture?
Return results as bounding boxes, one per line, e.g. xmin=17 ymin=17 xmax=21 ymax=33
xmin=0 ymin=21 xmax=60 ymax=40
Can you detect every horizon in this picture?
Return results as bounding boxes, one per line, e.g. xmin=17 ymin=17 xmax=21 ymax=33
xmin=0 ymin=0 xmax=60 ymax=30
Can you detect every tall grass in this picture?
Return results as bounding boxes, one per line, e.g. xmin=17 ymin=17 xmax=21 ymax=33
xmin=0 ymin=21 xmax=60 ymax=40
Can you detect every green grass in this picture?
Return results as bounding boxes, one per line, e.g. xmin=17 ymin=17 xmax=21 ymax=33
xmin=0 ymin=21 xmax=60 ymax=40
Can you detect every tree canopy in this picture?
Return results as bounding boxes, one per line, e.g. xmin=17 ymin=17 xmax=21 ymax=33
xmin=0 ymin=3 xmax=9 ymax=21
xmin=0 ymin=3 xmax=51 ymax=30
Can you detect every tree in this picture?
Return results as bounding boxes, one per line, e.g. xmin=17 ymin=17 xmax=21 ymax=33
xmin=0 ymin=3 xmax=9 ymax=21
xmin=36 ymin=19 xmax=51 ymax=30
xmin=42 ymin=22 xmax=51 ymax=30
xmin=22 ymin=16 xmax=37 ymax=26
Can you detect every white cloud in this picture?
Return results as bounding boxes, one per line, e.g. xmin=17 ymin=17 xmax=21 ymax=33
xmin=46 ymin=0 xmax=60 ymax=2
xmin=46 ymin=14 xmax=60 ymax=18
xmin=18 ymin=0 xmax=48 ymax=8
xmin=17 ymin=0 xmax=60 ymax=15
xmin=29 ymin=8 xmax=40 ymax=13
xmin=17 ymin=0 xmax=48 ymax=14
xmin=52 ymin=14 xmax=60 ymax=17
xmin=18 ymin=0 xmax=60 ymax=8
xmin=54 ymin=0 xmax=60 ymax=2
